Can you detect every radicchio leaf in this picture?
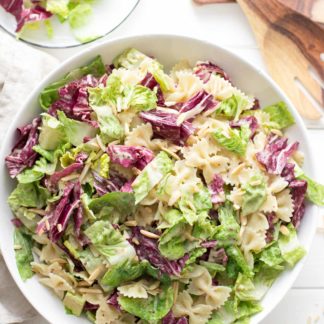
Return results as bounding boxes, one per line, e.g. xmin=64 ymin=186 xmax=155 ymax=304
xmin=36 ymin=182 xmax=81 ymax=242
xmin=141 ymin=72 xmax=165 ymax=106
xmin=208 ymin=247 xmax=228 ymax=266
xmin=139 ymin=110 xmax=194 ymax=145
xmin=256 ymin=133 xmax=298 ymax=174
xmin=162 ymin=311 xmax=188 ymax=324
xmin=208 ymin=174 xmax=225 ymax=204
xmin=194 ymin=61 xmax=229 ymax=82
xmin=289 ymin=179 xmax=307 ymax=229
xmin=230 ymin=116 xmax=259 ymax=138
xmin=130 ymin=227 xmax=189 ymax=276
xmin=5 ymin=117 xmax=41 ymax=178
xmin=49 ymin=75 xmax=100 ymax=127
xmin=265 ymin=212 xmax=276 ymax=243
xmin=107 ymin=292 xmax=121 ymax=311
xmin=93 ymin=170 xmax=128 ymax=196
xmin=107 ymin=145 xmax=154 ymax=171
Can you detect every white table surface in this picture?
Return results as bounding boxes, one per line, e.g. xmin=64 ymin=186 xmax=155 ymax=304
xmin=21 ymin=0 xmax=324 ymax=323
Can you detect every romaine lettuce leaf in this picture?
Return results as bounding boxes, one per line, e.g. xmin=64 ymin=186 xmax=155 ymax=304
xmin=14 ymin=229 xmax=34 ymax=281
xmin=46 ymin=0 xmax=69 ymax=19
xmin=213 ymin=124 xmax=250 ymax=156
xmin=68 ymin=3 xmax=92 ymax=29
xmin=226 ymin=246 xmax=254 ymax=278
xmin=200 ymin=261 xmax=226 ymax=277
xmin=241 ymin=173 xmax=267 ymax=216
xmin=258 ymin=243 xmax=284 ymax=270
xmin=278 ymin=223 xmax=306 ymax=267
xmin=215 ymin=94 xmax=250 ymax=120
xmin=118 ymin=283 xmax=174 ymax=321
xmin=263 ymin=101 xmax=295 ymax=129
xmin=132 ymin=152 xmax=173 ymax=204
xmin=39 ymin=55 xmax=105 ymax=110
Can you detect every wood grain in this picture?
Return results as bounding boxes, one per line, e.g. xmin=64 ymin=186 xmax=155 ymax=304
xmin=236 ymin=0 xmax=324 ymax=119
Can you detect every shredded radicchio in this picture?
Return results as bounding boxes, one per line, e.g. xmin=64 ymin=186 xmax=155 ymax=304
xmin=139 ymin=110 xmax=194 ymax=145
xmin=194 ymin=61 xmax=229 ymax=82
xmin=162 ymin=311 xmax=188 ymax=324
xmin=201 ymin=240 xmax=217 ymax=248
xmin=141 ymin=72 xmax=165 ymax=106
xmin=49 ymin=75 xmax=100 ymax=127
xmin=256 ymin=133 xmax=298 ymax=175
xmin=289 ymin=179 xmax=307 ymax=228
xmin=265 ymin=212 xmax=276 ymax=243
xmin=230 ymin=116 xmax=259 ymax=138
xmin=5 ymin=117 xmax=41 ymax=178
xmin=130 ymin=227 xmax=189 ymax=276
xmin=107 ymin=292 xmax=121 ymax=311
xmin=84 ymin=302 xmax=99 ymax=312
xmin=208 ymin=247 xmax=228 ymax=266
xmin=11 ymin=218 xmax=23 ymax=228
xmin=37 ymin=181 xmax=82 ymax=242
xmin=107 ymin=145 xmax=154 ymax=171
xmin=208 ymin=174 xmax=225 ymax=204
xmin=93 ymin=170 xmax=128 ymax=196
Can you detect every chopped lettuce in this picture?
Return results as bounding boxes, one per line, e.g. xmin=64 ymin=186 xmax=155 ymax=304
xmin=63 ymin=292 xmax=85 ymax=316
xmin=90 ymin=104 xmax=124 ymax=143
xmin=158 ymin=221 xmax=198 ymax=260
xmin=241 ymin=173 xmax=267 ymax=216
xmin=14 ymin=229 xmax=34 ymax=281
xmin=213 ymin=124 xmax=250 ymax=156
xmin=258 ymin=244 xmax=284 ymax=270
xmin=91 ymin=153 xmax=110 ymax=178
xmin=132 ymin=152 xmax=173 ymax=204
xmin=118 ymin=283 xmax=174 ymax=321
xmin=192 ymin=219 xmax=218 ymax=240
xmin=57 ymin=111 xmax=97 ymax=146
xmin=278 ymin=223 xmax=306 ymax=267
xmin=200 ymin=261 xmax=226 ymax=277
xmin=46 ymin=0 xmax=69 ymax=20
xmin=226 ymin=246 xmax=254 ymax=278
xmin=68 ymin=3 xmax=92 ymax=29
xmin=39 ymin=55 xmax=105 ymax=110
xmin=263 ymin=101 xmax=295 ymax=129
xmin=101 ymin=259 xmax=145 ymax=287
xmin=215 ymin=94 xmax=250 ymax=120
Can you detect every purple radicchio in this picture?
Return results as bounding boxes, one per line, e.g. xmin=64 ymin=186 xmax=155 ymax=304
xmin=107 ymin=145 xmax=154 ymax=171
xmin=49 ymin=75 xmax=100 ymax=127
xmin=36 ymin=181 xmax=82 ymax=242
xmin=177 ymin=90 xmax=218 ymax=122
xmin=5 ymin=117 xmax=41 ymax=178
xmin=193 ymin=61 xmax=229 ymax=83
xmin=139 ymin=110 xmax=195 ymax=145
xmin=141 ymin=72 xmax=165 ymax=106
xmin=230 ymin=116 xmax=259 ymax=138
xmin=265 ymin=212 xmax=276 ymax=243
xmin=107 ymin=292 xmax=121 ymax=311
xmin=130 ymin=227 xmax=189 ymax=276
xmin=289 ymin=179 xmax=307 ymax=229
xmin=208 ymin=247 xmax=228 ymax=266
xmin=201 ymin=240 xmax=217 ymax=248
xmin=93 ymin=169 xmax=128 ymax=196
xmin=162 ymin=311 xmax=188 ymax=324
xmin=208 ymin=174 xmax=225 ymax=204
xmin=256 ymin=133 xmax=298 ymax=174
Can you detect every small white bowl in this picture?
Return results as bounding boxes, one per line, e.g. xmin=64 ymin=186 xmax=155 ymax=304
xmin=0 ymin=34 xmax=318 ymax=324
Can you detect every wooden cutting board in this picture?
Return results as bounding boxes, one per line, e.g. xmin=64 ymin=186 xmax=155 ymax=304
xmin=194 ymin=0 xmax=324 ymax=24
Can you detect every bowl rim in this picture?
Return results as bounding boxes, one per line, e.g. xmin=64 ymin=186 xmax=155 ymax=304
xmin=0 ymin=33 xmax=318 ymax=324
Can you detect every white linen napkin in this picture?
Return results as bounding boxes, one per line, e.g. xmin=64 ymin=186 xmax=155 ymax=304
xmin=0 ymin=29 xmax=58 ymax=324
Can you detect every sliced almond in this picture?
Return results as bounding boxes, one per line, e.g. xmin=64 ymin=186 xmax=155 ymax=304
xmin=140 ymin=230 xmax=160 ymax=239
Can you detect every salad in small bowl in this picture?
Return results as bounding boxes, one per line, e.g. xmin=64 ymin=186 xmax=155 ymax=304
xmin=1 ymin=35 xmax=323 ymax=324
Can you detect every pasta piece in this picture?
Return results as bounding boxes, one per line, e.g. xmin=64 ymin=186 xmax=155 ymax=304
xmin=111 ymin=67 xmax=145 ymax=86
xmin=38 ymin=273 xmax=74 ymax=293
xmin=173 ymin=291 xmax=213 ymax=324
xmin=134 ymin=205 xmax=156 ymax=226
xmin=39 ymin=241 xmax=64 ymax=263
xmin=166 ymin=71 xmax=204 ymax=103
xmin=31 ymin=261 xmax=62 ymax=277
xmin=269 ymin=175 xmax=288 ymax=194
xmin=125 ymin=123 xmax=153 ymax=148
xmin=170 ymin=60 xmax=192 ymax=80
xmin=228 ymin=187 xmax=244 ymax=210
xmin=260 ymin=190 xmax=278 ymax=213
xmin=292 ymin=150 xmax=304 ymax=167
xmin=118 ymin=279 xmax=160 ymax=298
xmin=182 ymin=138 xmax=229 ymax=183
xmin=276 ymin=189 xmax=294 ymax=222
xmin=96 ymin=302 xmax=120 ymax=324
xmin=240 ymin=212 xmax=269 ymax=267
xmin=188 ymin=266 xmax=231 ymax=309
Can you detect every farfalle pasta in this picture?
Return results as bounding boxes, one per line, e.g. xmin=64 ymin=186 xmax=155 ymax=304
xmin=5 ymin=48 xmax=324 ymax=324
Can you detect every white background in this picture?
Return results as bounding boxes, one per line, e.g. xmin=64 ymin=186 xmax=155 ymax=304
xmin=22 ymin=0 xmax=324 ymax=323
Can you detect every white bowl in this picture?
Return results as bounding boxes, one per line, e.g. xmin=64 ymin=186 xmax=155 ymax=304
xmin=0 ymin=34 xmax=318 ymax=324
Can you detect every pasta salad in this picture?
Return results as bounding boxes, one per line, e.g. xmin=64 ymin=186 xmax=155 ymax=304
xmin=5 ymin=48 xmax=324 ymax=324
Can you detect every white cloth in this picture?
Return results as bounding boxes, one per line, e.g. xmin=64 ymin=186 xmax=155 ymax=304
xmin=0 ymin=29 xmax=58 ymax=324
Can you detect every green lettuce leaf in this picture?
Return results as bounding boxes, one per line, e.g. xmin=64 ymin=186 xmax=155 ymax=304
xmin=90 ymin=104 xmax=124 ymax=143
xmin=241 ymin=173 xmax=267 ymax=216
xmin=132 ymin=152 xmax=173 ymax=204
xmin=84 ymin=220 xmax=136 ymax=264
xmin=226 ymin=246 xmax=254 ymax=278
xmin=57 ymin=111 xmax=97 ymax=146
xmin=113 ymin=48 xmax=173 ymax=92
xmin=158 ymin=221 xmax=199 ymax=260
xmin=91 ymin=153 xmax=109 ymax=178
xmin=118 ymin=283 xmax=174 ymax=321
xmin=258 ymin=243 xmax=284 ymax=270
xmin=215 ymin=202 xmax=240 ymax=246
xmin=79 ymin=248 xmax=105 ymax=275
xmin=192 ymin=218 xmax=217 ymax=240
xmin=213 ymin=124 xmax=250 ymax=156
xmin=68 ymin=3 xmax=92 ymax=29
xmin=39 ymin=55 xmax=105 ymax=110
xmin=263 ymin=101 xmax=295 ymax=129
xmin=46 ymin=0 xmax=69 ymax=19
xmin=215 ymin=94 xmax=250 ymax=120
xmin=14 ymin=229 xmax=34 ymax=281
xmin=100 ymin=259 xmax=145 ymax=287
xmin=200 ymin=261 xmax=226 ymax=277
xmin=278 ymin=223 xmax=306 ymax=267
xmin=39 ymin=113 xmax=66 ymax=150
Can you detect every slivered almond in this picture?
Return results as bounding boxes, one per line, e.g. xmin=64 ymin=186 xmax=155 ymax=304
xmin=140 ymin=230 xmax=160 ymax=239
xmin=230 ymin=163 xmax=246 ymax=177
xmin=57 ymin=224 xmax=63 ymax=233
xmin=79 ymin=163 xmax=91 ymax=183
xmin=61 ymin=174 xmax=80 ymax=182
xmin=280 ymin=225 xmax=290 ymax=236
xmin=132 ymin=238 xmax=140 ymax=245
xmin=88 ymin=266 xmax=105 ymax=282
xmin=270 ymin=129 xmax=283 ymax=137
xmin=49 ymin=258 xmax=67 ymax=264
xmin=173 ymin=281 xmax=179 ymax=302
xmin=14 ymin=244 xmax=22 ymax=250
xmin=125 ymin=220 xmax=138 ymax=227
xmin=132 ymin=167 xmax=141 ymax=176
xmin=45 ymin=219 xmax=50 ymax=231
xmin=96 ymin=134 xmax=107 ymax=152
xmin=28 ymin=208 xmax=47 ymax=216
xmin=78 ymin=280 xmax=91 ymax=287
xmin=78 ymin=288 xmax=103 ymax=294
xmin=250 ymin=180 xmax=261 ymax=186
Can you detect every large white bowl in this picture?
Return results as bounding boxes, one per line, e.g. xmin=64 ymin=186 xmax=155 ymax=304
xmin=0 ymin=35 xmax=318 ymax=324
